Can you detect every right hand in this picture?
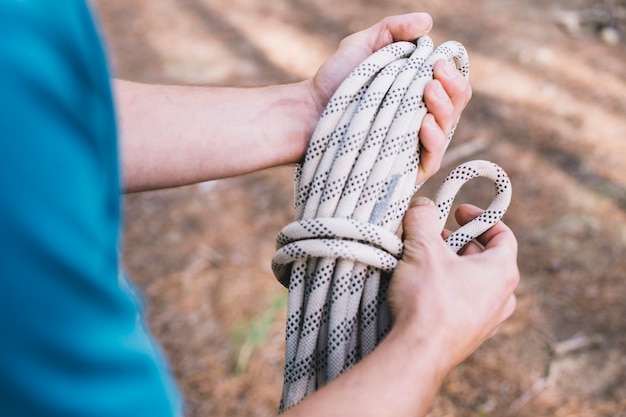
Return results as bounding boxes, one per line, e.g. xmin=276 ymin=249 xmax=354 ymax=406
xmin=307 ymin=13 xmax=472 ymax=182
xmin=388 ymin=198 xmax=519 ymax=373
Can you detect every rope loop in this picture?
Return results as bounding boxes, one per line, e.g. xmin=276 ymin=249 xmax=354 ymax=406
xmin=434 ymin=160 xmax=512 ymax=252
xmin=272 ymin=218 xmax=403 ymax=287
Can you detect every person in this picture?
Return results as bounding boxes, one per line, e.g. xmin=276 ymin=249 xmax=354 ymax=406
xmin=0 ymin=2 xmax=518 ymax=417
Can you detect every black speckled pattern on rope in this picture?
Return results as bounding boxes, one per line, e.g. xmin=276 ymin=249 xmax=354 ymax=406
xmin=272 ymin=36 xmax=512 ymax=411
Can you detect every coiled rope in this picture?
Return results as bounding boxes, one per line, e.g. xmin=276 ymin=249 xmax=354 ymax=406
xmin=271 ymin=36 xmax=512 ymax=411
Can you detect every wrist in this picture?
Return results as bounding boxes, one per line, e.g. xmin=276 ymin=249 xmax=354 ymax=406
xmin=385 ymin=323 xmax=451 ymax=385
xmin=273 ymin=79 xmax=322 ymax=165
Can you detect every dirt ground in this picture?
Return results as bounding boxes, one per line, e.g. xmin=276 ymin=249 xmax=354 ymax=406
xmin=93 ymin=1 xmax=626 ymax=416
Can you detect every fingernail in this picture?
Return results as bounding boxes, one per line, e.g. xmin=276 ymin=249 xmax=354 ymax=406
xmin=442 ymin=60 xmax=457 ymax=78
xmin=433 ymin=82 xmax=448 ymax=101
xmin=411 ymin=196 xmax=433 ymax=206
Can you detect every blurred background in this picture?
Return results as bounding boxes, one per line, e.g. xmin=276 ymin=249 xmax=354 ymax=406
xmin=93 ymin=0 xmax=626 ymax=416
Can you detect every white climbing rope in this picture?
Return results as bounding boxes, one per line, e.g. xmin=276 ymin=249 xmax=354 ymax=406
xmin=272 ymin=36 xmax=512 ymax=411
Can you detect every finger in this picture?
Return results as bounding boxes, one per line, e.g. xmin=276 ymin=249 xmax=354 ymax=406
xmin=433 ymin=59 xmax=472 ymax=119
xmin=423 ymin=60 xmax=472 ymax=138
xmin=338 ymin=13 xmax=432 ymax=60
xmin=401 ymin=197 xmax=448 ymax=263
xmin=416 ymin=113 xmax=447 ymax=183
xmin=423 ymin=78 xmax=455 ymax=136
xmin=369 ymin=13 xmax=433 ymax=50
xmin=457 ymin=240 xmax=484 ymax=256
xmin=318 ymin=13 xmax=433 ymax=107
xmin=442 ymin=227 xmax=483 ymax=255
xmin=454 ymin=204 xmax=517 ymax=255
xmin=417 ymin=60 xmax=472 ymax=183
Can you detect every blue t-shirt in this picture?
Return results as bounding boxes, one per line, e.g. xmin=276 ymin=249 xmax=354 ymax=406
xmin=0 ymin=1 xmax=182 ymax=415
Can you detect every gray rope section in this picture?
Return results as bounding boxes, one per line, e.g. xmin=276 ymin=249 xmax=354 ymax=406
xmin=271 ymin=36 xmax=512 ymax=411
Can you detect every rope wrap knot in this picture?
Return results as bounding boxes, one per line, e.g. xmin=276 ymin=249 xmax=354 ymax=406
xmin=272 ymin=217 xmax=403 ymax=288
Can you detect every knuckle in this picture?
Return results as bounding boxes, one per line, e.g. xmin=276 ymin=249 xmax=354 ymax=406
xmin=465 ymin=82 xmax=473 ymax=100
xmin=452 ymin=76 xmax=470 ymax=100
xmin=460 ymin=82 xmax=473 ymax=107
xmin=505 ymin=264 xmax=521 ymax=292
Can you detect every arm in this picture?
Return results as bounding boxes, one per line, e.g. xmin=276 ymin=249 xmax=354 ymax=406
xmin=115 ymin=13 xmax=471 ymax=192
xmin=115 ymin=80 xmax=317 ymax=191
xmin=282 ymin=199 xmax=519 ymax=417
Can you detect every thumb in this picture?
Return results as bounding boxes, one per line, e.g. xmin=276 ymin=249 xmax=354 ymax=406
xmin=401 ymin=197 xmax=446 ymax=264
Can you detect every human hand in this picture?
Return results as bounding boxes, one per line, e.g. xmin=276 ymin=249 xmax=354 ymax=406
xmin=308 ymin=13 xmax=472 ymax=183
xmin=418 ymin=60 xmax=472 ymax=184
xmin=388 ymin=198 xmax=519 ymax=374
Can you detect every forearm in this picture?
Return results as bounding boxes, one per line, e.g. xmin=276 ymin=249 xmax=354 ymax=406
xmin=283 ymin=328 xmax=448 ymax=417
xmin=114 ymin=79 xmax=319 ymax=192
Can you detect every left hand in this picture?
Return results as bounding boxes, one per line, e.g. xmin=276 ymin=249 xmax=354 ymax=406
xmin=309 ymin=13 xmax=472 ymax=184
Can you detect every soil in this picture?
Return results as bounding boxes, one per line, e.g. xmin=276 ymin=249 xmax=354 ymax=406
xmin=93 ymin=1 xmax=626 ymax=416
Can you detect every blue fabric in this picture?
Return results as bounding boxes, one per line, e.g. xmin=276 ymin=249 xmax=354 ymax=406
xmin=0 ymin=1 xmax=182 ymax=415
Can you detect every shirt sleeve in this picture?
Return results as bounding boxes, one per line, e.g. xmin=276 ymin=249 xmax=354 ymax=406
xmin=0 ymin=2 xmax=182 ymax=416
